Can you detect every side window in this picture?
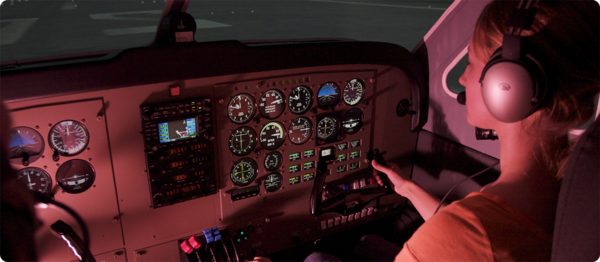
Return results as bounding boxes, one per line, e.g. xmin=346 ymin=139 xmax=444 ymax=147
xmin=443 ymin=47 xmax=468 ymax=98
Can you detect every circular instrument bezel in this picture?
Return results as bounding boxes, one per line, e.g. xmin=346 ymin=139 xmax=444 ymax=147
xmin=264 ymin=151 xmax=283 ymax=171
xmin=230 ymin=158 xmax=259 ymax=187
xmin=288 ymin=85 xmax=314 ymax=115
xmin=48 ymin=120 xmax=90 ymax=156
xmin=288 ymin=117 xmax=313 ymax=145
xmin=227 ymin=93 xmax=256 ymax=124
xmin=264 ymin=173 xmax=283 ymax=192
xmin=317 ymin=82 xmax=341 ymax=109
xmin=343 ymin=79 xmax=366 ymax=106
xmin=259 ymin=121 xmax=286 ymax=150
xmin=55 ymin=159 xmax=96 ymax=194
xmin=258 ymin=89 xmax=286 ymax=119
xmin=342 ymin=108 xmax=364 ymax=134
xmin=17 ymin=167 xmax=53 ymax=196
xmin=316 ymin=115 xmax=340 ymax=141
xmin=8 ymin=126 xmax=45 ymax=165
xmin=228 ymin=126 xmax=258 ymax=156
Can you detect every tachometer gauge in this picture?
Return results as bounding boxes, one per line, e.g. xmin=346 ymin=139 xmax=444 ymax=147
xmin=264 ymin=151 xmax=283 ymax=171
xmin=342 ymin=108 xmax=363 ymax=134
xmin=8 ymin=127 xmax=45 ymax=166
xmin=56 ymin=159 xmax=96 ymax=194
xmin=48 ymin=120 xmax=90 ymax=156
xmin=259 ymin=122 xmax=286 ymax=150
xmin=229 ymin=126 xmax=258 ymax=156
xmin=264 ymin=173 xmax=283 ymax=192
xmin=258 ymin=89 xmax=286 ymax=119
xmin=343 ymin=79 xmax=366 ymax=106
xmin=288 ymin=117 xmax=313 ymax=145
xmin=17 ymin=167 xmax=52 ymax=196
xmin=230 ymin=158 xmax=258 ymax=186
xmin=288 ymin=85 xmax=313 ymax=114
xmin=317 ymin=116 xmax=340 ymax=140
xmin=317 ymin=82 xmax=341 ymax=109
xmin=228 ymin=93 xmax=256 ymax=124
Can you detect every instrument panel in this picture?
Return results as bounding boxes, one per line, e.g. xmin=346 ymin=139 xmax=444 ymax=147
xmin=3 ymin=45 xmax=421 ymax=261
xmin=215 ymin=71 xmax=375 ymax=210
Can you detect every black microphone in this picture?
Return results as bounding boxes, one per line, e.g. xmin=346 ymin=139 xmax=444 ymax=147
xmin=457 ymin=92 xmax=466 ymax=105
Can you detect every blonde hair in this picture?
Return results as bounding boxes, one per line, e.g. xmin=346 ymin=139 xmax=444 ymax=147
xmin=472 ymin=0 xmax=600 ymax=178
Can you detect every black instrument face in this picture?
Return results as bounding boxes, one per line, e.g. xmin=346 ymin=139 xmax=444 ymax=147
xmin=317 ymin=82 xmax=341 ymax=108
xmin=342 ymin=108 xmax=363 ymax=134
xmin=288 ymin=117 xmax=313 ymax=145
xmin=17 ymin=167 xmax=52 ymax=195
xmin=264 ymin=151 xmax=283 ymax=171
xmin=49 ymin=120 xmax=90 ymax=156
xmin=288 ymin=85 xmax=313 ymax=114
xmin=230 ymin=158 xmax=259 ymax=187
xmin=228 ymin=93 xmax=256 ymax=124
xmin=264 ymin=173 xmax=283 ymax=192
xmin=259 ymin=122 xmax=286 ymax=150
xmin=229 ymin=126 xmax=258 ymax=156
xmin=56 ymin=159 xmax=96 ymax=194
xmin=343 ymin=79 xmax=366 ymax=106
xmin=258 ymin=89 xmax=286 ymax=119
xmin=316 ymin=115 xmax=340 ymax=141
xmin=8 ymin=127 xmax=45 ymax=165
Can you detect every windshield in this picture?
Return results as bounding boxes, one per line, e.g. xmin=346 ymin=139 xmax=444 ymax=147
xmin=0 ymin=0 xmax=451 ymax=62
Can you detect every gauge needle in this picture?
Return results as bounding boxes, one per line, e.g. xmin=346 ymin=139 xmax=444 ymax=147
xmin=272 ymin=99 xmax=282 ymax=104
xmin=291 ymin=95 xmax=299 ymax=100
xmin=231 ymin=105 xmax=241 ymax=109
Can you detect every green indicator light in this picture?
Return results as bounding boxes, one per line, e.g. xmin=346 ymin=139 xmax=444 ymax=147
xmin=244 ymin=237 xmax=248 ymax=240
xmin=240 ymin=231 xmax=245 ymax=235
xmin=299 ymin=78 xmax=303 ymax=83
xmin=292 ymin=79 xmax=297 ymax=84
xmin=286 ymin=80 xmax=290 ymax=85
xmin=279 ymin=81 xmax=284 ymax=86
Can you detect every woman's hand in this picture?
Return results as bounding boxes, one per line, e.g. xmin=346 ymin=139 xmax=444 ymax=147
xmin=371 ymin=160 xmax=411 ymax=196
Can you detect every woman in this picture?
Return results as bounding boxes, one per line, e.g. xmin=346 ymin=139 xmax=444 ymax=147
xmin=258 ymin=0 xmax=599 ymax=261
xmin=371 ymin=0 xmax=599 ymax=261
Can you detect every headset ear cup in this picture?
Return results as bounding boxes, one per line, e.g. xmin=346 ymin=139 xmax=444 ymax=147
xmin=479 ymin=46 xmax=546 ymax=123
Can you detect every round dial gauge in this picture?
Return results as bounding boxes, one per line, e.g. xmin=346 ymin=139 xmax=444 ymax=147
xmin=228 ymin=93 xmax=256 ymax=124
xmin=258 ymin=89 xmax=286 ymax=119
xmin=317 ymin=82 xmax=341 ymax=108
xmin=343 ymin=79 xmax=366 ymax=106
xmin=17 ymin=167 xmax=52 ymax=195
xmin=288 ymin=117 xmax=313 ymax=145
xmin=259 ymin=122 xmax=286 ymax=150
xmin=317 ymin=116 xmax=340 ymax=140
xmin=56 ymin=159 xmax=96 ymax=194
xmin=264 ymin=151 xmax=283 ymax=171
xmin=8 ymin=127 xmax=45 ymax=165
xmin=288 ymin=85 xmax=313 ymax=114
xmin=264 ymin=173 xmax=283 ymax=192
xmin=230 ymin=158 xmax=259 ymax=186
xmin=229 ymin=126 xmax=258 ymax=156
xmin=342 ymin=108 xmax=364 ymax=134
xmin=49 ymin=120 xmax=90 ymax=156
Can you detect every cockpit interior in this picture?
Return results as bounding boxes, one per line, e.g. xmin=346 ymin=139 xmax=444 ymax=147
xmin=1 ymin=0 xmax=598 ymax=261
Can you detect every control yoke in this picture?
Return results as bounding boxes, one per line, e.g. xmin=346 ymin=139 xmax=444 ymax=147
xmin=310 ymin=148 xmax=395 ymax=217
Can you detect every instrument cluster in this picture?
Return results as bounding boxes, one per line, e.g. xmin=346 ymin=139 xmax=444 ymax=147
xmin=8 ymin=121 xmax=96 ymax=196
xmin=215 ymin=71 xmax=375 ymax=202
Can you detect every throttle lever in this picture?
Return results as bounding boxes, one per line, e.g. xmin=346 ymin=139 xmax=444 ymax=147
xmin=366 ymin=149 xmax=395 ymax=193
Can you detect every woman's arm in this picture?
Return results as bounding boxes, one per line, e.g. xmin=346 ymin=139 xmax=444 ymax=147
xmin=372 ymin=160 xmax=445 ymax=221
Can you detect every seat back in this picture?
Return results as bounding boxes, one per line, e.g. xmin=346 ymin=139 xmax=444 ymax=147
xmin=551 ymin=117 xmax=600 ymax=261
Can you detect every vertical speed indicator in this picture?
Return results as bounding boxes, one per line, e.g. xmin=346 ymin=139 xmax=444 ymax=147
xmin=288 ymin=117 xmax=313 ymax=145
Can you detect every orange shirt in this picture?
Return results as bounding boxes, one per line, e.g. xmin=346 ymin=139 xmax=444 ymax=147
xmin=395 ymin=192 xmax=553 ymax=261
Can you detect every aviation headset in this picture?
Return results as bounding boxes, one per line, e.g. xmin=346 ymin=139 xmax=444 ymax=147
xmin=479 ymin=0 xmax=547 ymax=123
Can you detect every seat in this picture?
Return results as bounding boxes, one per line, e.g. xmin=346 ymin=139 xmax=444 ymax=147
xmin=551 ymin=117 xmax=600 ymax=261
